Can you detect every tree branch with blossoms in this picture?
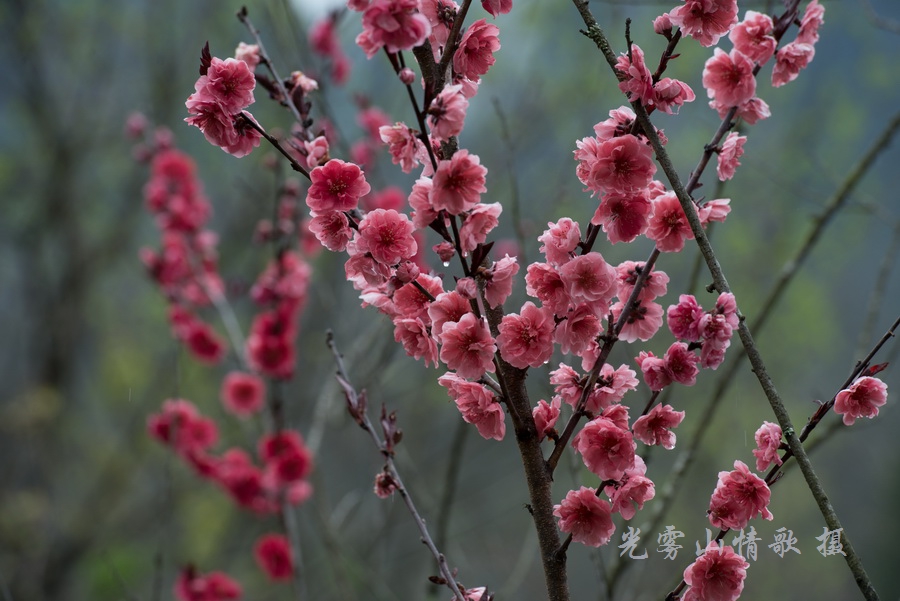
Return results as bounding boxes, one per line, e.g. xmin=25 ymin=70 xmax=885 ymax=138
xmin=167 ymin=1 xmax=897 ymax=601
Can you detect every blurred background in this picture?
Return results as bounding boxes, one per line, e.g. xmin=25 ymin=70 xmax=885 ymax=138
xmin=1 ymin=0 xmax=899 ymax=599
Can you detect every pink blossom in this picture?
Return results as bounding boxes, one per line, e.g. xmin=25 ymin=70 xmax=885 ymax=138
xmin=729 ymin=11 xmax=776 ymax=65
xmin=608 ymin=404 xmax=636 ymax=430
xmin=616 ymin=44 xmax=654 ymax=106
xmin=483 ymin=255 xmax=519 ymax=308
xmin=290 ymin=70 xmax=319 ymax=93
xmin=615 ymin=261 xmax=669 ymax=303
xmin=408 ymin=177 xmax=438 ymax=228
xmin=683 ymin=542 xmax=748 ymax=601
xmin=588 ymin=363 xmax=639 ymax=413
xmin=438 ymin=373 xmax=505 ymax=440
xmin=654 ymin=13 xmax=673 ymax=36
xmin=306 ymin=159 xmax=371 ymax=213
xmin=538 ymin=218 xmax=581 ymax=267
xmin=394 ymin=274 xmax=444 ymax=320
xmin=772 ymin=41 xmax=816 ymax=88
xmin=431 ymin=150 xmax=487 ymax=215
xmin=497 ymin=302 xmax=554 ymax=369
xmin=702 ymin=48 xmax=756 ymax=108
xmin=394 ymin=317 xmax=439 ymax=366
xmin=592 ymin=106 xmax=636 ymax=141
xmin=647 ymin=191 xmax=694 ymax=253
xmin=198 ymin=57 xmax=256 ymax=114
xmin=481 ymin=0 xmax=512 ymax=17
xmin=211 ymin=448 xmax=269 ymax=511
xmin=533 ymin=397 xmax=561 ymax=441
xmin=611 ymin=299 xmax=664 ymax=343
xmin=553 ymin=487 xmax=615 ymax=547
xmin=183 ymin=319 xmax=227 ymax=364
xmin=606 ymin=456 xmax=655 ymax=519
xmin=428 ymin=291 xmax=471 ymax=337
xmin=636 ymin=351 xmax=671 ymax=391
xmin=652 ymin=77 xmax=696 ymax=114
xmin=554 ymin=304 xmax=602 ymax=357
xmin=668 ymin=294 xmax=703 ymax=340
xmin=665 ymin=341 xmax=700 ymax=386
xmin=710 ymin=95 xmax=771 ymax=124
xmin=439 ymin=313 xmax=496 ymax=379
xmin=559 ymin=253 xmax=617 ymax=308
xmin=428 ymin=84 xmax=469 ymax=141
xmin=633 ymin=403 xmax=685 ymax=449
xmin=572 ymin=416 xmax=636 ymax=481
xmin=184 ymin=99 xmax=259 ymax=158
xmin=699 ymin=198 xmax=732 ymax=226
xmin=525 ymin=262 xmax=570 ymax=316
xmin=221 ymin=372 xmax=266 ymax=417
xmin=379 ymin=123 xmax=427 ymax=175
xmin=234 ymin=42 xmax=261 ymax=69
xmin=752 ymin=421 xmax=784 ymax=472
xmin=453 ymin=19 xmax=500 ymax=81
xmin=708 ymin=460 xmax=773 ymax=530
xmin=259 ymin=430 xmax=313 ymax=486
xmin=669 ymin=0 xmax=739 ymax=47
xmin=357 ymin=208 xmax=417 ymax=265
xmin=309 ymin=210 xmax=353 ymax=252
xmin=421 ymin=0 xmax=459 ymax=49
xmin=575 ymin=134 xmax=657 ymax=196
xmin=255 ymin=534 xmax=294 ymax=581
xmin=834 ymin=376 xmax=888 ymax=426
xmin=591 ymin=190 xmax=652 ymax=244
xmin=374 ymin=470 xmax=398 ymax=498
xmin=798 ymin=0 xmax=825 ymax=44
xmin=246 ymin=308 xmax=296 ymax=379
xmin=358 ymin=0 xmax=432 ymax=56
xmin=550 ymin=363 xmax=583 ymax=407
xmin=175 ymin=567 xmax=242 ymax=601
xmin=459 ymin=202 xmax=502 ymax=253
xmin=716 ymin=132 xmax=745 ymax=181
xmin=398 ymin=67 xmax=416 ymax=84
xmin=456 ymin=277 xmax=478 ymax=299
xmin=147 ymin=399 xmax=218 ymax=457
xmin=301 ymin=135 xmax=330 ymax=169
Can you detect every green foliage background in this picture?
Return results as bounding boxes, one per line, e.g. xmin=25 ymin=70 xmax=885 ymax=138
xmin=1 ymin=0 xmax=899 ymax=600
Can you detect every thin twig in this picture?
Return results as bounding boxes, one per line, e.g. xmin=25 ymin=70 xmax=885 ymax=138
xmin=238 ymin=112 xmax=310 ymax=178
xmin=327 ymin=331 xmax=468 ymax=601
xmin=237 ymin=7 xmax=305 ymax=124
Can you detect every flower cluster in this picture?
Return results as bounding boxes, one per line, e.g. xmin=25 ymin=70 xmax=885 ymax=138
xmin=666 ymin=292 xmax=739 ymax=370
xmin=140 ymin=142 xmax=226 ymax=364
xmin=185 ymin=47 xmax=262 ymax=157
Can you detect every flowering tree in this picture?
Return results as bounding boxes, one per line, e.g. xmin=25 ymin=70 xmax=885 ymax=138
xmin=133 ymin=1 xmax=900 ymax=600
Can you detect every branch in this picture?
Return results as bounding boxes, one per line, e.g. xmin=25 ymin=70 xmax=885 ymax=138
xmin=326 ymin=331 xmax=469 ymax=601
xmin=630 ymin=75 xmax=883 ymax=601
xmin=642 ymin=109 xmax=900 ymax=544
xmin=237 ymin=7 xmax=306 ymax=124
